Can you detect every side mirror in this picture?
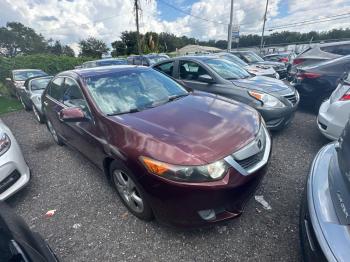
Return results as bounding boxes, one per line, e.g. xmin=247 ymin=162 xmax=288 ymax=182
xmin=198 ymin=74 xmax=214 ymax=83
xmin=5 ymin=78 xmax=11 ymax=82
xmin=59 ymin=107 xmax=88 ymax=122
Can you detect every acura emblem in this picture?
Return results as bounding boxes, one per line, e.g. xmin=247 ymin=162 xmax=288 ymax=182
xmin=257 ymin=139 xmax=262 ymax=149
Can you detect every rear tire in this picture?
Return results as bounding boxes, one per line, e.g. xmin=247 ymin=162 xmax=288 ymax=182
xmin=47 ymin=119 xmax=64 ymax=146
xmin=110 ymin=161 xmax=153 ymax=221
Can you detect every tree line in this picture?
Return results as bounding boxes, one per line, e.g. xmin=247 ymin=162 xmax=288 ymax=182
xmin=1 ymin=22 xmax=350 ymax=59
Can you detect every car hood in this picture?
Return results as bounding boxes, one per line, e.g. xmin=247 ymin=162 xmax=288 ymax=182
xmin=231 ymin=76 xmax=294 ymax=95
xmin=108 ymin=93 xmax=260 ymax=166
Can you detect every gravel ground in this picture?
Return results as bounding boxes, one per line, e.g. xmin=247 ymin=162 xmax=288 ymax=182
xmin=2 ymin=108 xmax=328 ymax=262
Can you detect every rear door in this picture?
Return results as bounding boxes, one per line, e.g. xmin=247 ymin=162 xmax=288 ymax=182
xmin=44 ymin=77 xmax=67 ymax=137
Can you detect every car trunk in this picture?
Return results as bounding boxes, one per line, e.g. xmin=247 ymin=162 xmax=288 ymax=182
xmin=329 ymin=119 xmax=350 ymax=225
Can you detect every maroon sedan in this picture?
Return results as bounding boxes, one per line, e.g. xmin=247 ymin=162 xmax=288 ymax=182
xmin=42 ymin=66 xmax=271 ymax=227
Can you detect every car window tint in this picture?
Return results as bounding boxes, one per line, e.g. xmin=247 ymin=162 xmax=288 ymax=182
xmin=48 ymin=77 xmax=66 ymax=101
xmin=154 ymin=61 xmax=174 ymax=76
xmin=321 ymin=44 xmax=350 ymax=56
xmin=31 ymin=77 xmax=52 ymax=91
xmin=179 ymin=61 xmax=209 ymax=81
xmin=63 ymin=78 xmax=87 ymax=109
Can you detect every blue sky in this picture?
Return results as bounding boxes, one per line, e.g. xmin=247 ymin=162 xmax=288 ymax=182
xmin=157 ymin=0 xmax=199 ymax=21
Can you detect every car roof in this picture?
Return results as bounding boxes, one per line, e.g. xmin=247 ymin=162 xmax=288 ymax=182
xmin=177 ymin=55 xmax=218 ymax=60
xmin=66 ymin=65 xmax=149 ymax=78
xmin=84 ymin=58 xmax=126 ymax=63
xmin=12 ymin=69 xmax=44 ymax=72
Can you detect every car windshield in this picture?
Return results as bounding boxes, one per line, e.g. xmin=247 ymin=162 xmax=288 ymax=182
xmin=84 ymin=69 xmax=188 ymax=115
xmin=98 ymin=60 xmax=127 ymax=66
xmin=147 ymin=56 xmax=168 ymax=65
xmin=31 ymin=77 xmax=52 ymax=91
xmin=221 ymin=54 xmax=248 ymax=67
xmin=205 ymin=58 xmax=250 ymax=79
xmin=13 ymin=70 xmax=47 ymax=81
xmin=242 ymin=52 xmax=264 ymax=63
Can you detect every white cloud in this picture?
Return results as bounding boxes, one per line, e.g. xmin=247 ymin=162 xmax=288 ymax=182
xmin=0 ymin=0 xmax=350 ymax=55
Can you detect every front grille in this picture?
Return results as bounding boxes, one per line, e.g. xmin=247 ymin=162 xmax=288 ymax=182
xmin=0 ymin=170 xmax=20 ymax=194
xmin=236 ymin=144 xmax=265 ymax=170
xmin=284 ymin=93 xmax=297 ymax=105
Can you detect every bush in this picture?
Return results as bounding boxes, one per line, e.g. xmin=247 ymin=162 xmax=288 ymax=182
xmin=0 ymin=54 xmax=93 ymax=95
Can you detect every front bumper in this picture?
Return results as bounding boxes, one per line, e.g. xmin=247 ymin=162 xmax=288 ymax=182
xmin=300 ymin=144 xmax=348 ymax=262
xmin=317 ymin=99 xmax=349 ymax=140
xmin=258 ymin=96 xmax=299 ymax=131
xmin=0 ymin=130 xmax=30 ymax=200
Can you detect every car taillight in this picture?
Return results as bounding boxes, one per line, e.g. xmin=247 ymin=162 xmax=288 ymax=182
xmin=293 ymin=58 xmax=304 ymax=65
xmin=279 ymin=57 xmax=289 ymax=63
xmin=340 ymin=91 xmax=350 ymax=101
xmin=297 ymin=72 xmax=321 ymax=80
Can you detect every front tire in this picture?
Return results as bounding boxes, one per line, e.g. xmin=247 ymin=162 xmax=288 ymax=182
xmin=20 ymin=97 xmax=30 ymax=111
xmin=110 ymin=161 xmax=153 ymax=221
xmin=32 ymin=105 xmax=44 ymax=124
xmin=47 ymin=119 xmax=64 ymax=146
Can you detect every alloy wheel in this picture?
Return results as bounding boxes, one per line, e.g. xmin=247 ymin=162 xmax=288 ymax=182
xmin=33 ymin=105 xmax=41 ymax=122
xmin=113 ymin=170 xmax=144 ymax=213
xmin=47 ymin=120 xmax=59 ymax=143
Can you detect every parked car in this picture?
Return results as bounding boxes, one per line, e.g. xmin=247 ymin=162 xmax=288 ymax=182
xmin=42 ymin=66 xmax=271 ymax=227
xmin=81 ymin=58 xmax=127 ymax=69
xmin=5 ymin=69 xmax=48 ymax=97
xmin=127 ymin=54 xmax=168 ymax=66
xmin=263 ymin=52 xmax=296 ymax=73
xmin=0 ymin=202 xmax=58 ymax=262
xmin=292 ymin=55 xmax=350 ymax=110
xmin=231 ymin=51 xmax=288 ymax=79
xmin=300 ymin=117 xmax=350 ymax=262
xmin=0 ymin=119 xmax=30 ymax=200
xmin=18 ymin=75 xmax=53 ymax=123
xmin=152 ymin=56 xmax=299 ymax=130
xmin=318 ymin=72 xmax=350 ymax=140
xmin=290 ymin=41 xmax=350 ymax=78
xmin=217 ymin=52 xmax=279 ymax=79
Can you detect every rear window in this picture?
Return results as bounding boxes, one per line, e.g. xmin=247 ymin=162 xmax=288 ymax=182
xmin=320 ymin=44 xmax=350 ymax=56
xmin=13 ymin=70 xmax=47 ymax=81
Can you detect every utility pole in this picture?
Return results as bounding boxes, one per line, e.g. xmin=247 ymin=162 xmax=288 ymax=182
xmin=134 ymin=0 xmax=141 ymax=55
xmin=260 ymin=0 xmax=269 ymax=52
xmin=227 ymin=0 xmax=234 ymax=52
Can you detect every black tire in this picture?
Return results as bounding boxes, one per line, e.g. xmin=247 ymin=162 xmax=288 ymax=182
xmin=46 ymin=119 xmax=64 ymax=146
xmin=110 ymin=161 xmax=153 ymax=221
xmin=20 ymin=97 xmax=30 ymax=111
xmin=32 ymin=105 xmax=44 ymax=124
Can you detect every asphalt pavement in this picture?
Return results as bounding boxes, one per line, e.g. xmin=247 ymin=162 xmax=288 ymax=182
xmin=2 ymin=107 xmax=328 ymax=262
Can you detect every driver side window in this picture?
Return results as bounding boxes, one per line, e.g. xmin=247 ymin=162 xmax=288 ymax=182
xmin=179 ymin=61 xmax=209 ymax=81
xmin=63 ymin=78 xmax=88 ymax=112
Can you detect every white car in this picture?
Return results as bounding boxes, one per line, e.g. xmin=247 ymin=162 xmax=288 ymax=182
xmin=318 ymin=74 xmax=350 ymax=140
xmin=216 ymin=52 xmax=279 ymax=79
xmin=0 ymin=119 xmax=30 ymax=200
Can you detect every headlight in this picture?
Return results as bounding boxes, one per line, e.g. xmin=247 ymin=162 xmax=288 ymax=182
xmin=140 ymin=157 xmax=229 ymax=182
xmin=248 ymin=91 xmax=285 ymax=108
xmin=0 ymin=132 xmax=11 ymax=156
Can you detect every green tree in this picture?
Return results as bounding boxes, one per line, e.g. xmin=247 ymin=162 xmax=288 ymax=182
xmin=79 ymin=37 xmax=109 ymax=58
xmin=0 ymin=22 xmax=47 ymax=57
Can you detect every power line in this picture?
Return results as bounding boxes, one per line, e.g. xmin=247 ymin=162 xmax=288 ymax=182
xmin=267 ymin=12 xmax=350 ymax=31
xmin=157 ymin=0 xmax=228 ymax=26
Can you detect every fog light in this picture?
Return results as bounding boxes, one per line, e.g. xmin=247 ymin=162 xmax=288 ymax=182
xmin=198 ymin=209 xmax=216 ymax=221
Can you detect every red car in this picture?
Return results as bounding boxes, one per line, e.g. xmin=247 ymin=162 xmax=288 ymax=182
xmin=42 ymin=66 xmax=271 ymax=227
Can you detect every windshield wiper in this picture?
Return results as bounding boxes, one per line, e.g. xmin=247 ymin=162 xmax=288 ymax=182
xmin=168 ymin=93 xmax=189 ymax=102
xmin=107 ymin=108 xmax=140 ymax=116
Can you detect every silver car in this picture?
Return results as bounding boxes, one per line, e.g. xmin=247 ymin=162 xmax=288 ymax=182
xmin=5 ymin=69 xmax=48 ymax=98
xmin=18 ymin=76 xmax=53 ymax=123
xmin=318 ymin=73 xmax=350 ymax=140
xmin=0 ymin=119 xmax=30 ymax=200
xmin=216 ymin=52 xmax=279 ymax=79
